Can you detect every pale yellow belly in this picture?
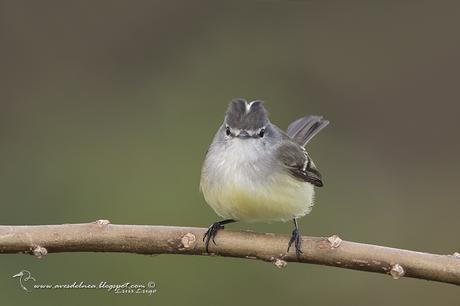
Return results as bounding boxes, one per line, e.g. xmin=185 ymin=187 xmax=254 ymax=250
xmin=202 ymin=174 xmax=314 ymax=222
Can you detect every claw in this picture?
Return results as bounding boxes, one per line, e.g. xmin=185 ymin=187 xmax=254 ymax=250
xmin=203 ymin=222 xmax=224 ymax=252
xmin=203 ymin=219 xmax=235 ymax=253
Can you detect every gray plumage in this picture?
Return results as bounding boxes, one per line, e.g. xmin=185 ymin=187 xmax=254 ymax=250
xmin=225 ymin=99 xmax=269 ymax=131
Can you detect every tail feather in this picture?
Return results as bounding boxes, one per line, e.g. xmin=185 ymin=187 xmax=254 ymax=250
xmin=286 ymin=115 xmax=329 ymax=146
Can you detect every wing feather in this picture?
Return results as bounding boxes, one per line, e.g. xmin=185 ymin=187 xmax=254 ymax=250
xmin=277 ymin=141 xmax=324 ymax=187
xmin=286 ymin=115 xmax=329 ymax=147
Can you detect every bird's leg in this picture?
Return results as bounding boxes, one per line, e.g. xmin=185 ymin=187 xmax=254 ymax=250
xmin=203 ymin=219 xmax=236 ymax=253
xmin=287 ymin=218 xmax=303 ymax=259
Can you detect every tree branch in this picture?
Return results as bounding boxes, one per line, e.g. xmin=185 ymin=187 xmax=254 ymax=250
xmin=0 ymin=220 xmax=459 ymax=286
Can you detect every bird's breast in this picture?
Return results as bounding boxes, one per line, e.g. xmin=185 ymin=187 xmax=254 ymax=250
xmin=200 ymin=141 xmax=314 ymax=222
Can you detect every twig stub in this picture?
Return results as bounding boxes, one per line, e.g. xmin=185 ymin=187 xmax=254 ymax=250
xmin=32 ymin=245 xmax=47 ymax=258
xmin=390 ymin=264 xmax=405 ymax=279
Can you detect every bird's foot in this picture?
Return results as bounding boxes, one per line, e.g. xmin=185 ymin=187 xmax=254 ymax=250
xmin=287 ymin=227 xmax=303 ymax=259
xmin=203 ymin=219 xmax=235 ymax=253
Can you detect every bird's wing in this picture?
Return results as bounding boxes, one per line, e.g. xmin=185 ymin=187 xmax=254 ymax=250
xmin=286 ymin=115 xmax=329 ymax=147
xmin=276 ymin=141 xmax=324 ymax=187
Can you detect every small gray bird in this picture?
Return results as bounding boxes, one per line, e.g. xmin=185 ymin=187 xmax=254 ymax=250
xmin=200 ymin=98 xmax=329 ymax=257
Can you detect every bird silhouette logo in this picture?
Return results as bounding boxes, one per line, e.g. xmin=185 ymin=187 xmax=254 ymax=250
xmin=12 ymin=270 xmax=36 ymax=292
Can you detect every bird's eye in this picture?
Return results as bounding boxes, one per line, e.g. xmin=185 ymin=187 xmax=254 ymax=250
xmin=259 ymin=128 xmax=265 ymax=137
xmin=226 ymin=127 xmax=231 ymax=136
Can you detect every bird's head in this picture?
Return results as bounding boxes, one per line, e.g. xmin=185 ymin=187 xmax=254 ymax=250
xmin=223 ymin=99 xmax=270 ymax=140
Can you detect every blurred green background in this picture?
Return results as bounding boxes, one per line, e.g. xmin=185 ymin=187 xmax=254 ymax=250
xmin=1 ymin=1 xmax=459 ymax=305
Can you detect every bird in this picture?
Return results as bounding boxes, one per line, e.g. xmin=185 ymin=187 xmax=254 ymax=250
xmin=200 ymin=98 xmax=329 ymax=257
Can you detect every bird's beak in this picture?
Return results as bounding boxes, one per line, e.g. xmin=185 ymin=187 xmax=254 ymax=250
xmin=12 ymin=272 xmax=22 ymax=278
xmin=237 ymin=130 xmax=251 ymax=139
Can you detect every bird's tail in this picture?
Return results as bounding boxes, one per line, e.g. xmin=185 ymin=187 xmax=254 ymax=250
xmin=286 ymin=115 xmax=329 ymax=147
